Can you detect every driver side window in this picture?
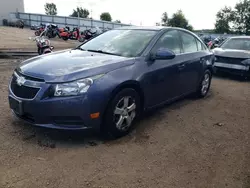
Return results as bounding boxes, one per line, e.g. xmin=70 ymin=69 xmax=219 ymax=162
xmin=153 ymin=30 xmax=181 ymax=54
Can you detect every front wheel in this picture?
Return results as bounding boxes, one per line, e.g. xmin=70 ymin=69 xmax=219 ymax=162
xmin=35 ymin=31 xmax=40 ymax=36
xmin=103 ymin=88 xmax=140 ymax=139
xmin=37 ymin=47 xmax=43 ymax=55
xmin=196 ymin=70 xmax=212 ymax=98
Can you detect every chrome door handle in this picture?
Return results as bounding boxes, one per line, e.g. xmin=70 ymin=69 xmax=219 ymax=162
xmin=178 ymin=64 xmax=185 ymax=70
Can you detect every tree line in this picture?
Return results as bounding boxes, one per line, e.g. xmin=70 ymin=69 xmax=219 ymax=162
xmin=44 ymin=3 xmax=121 ymax=23
xmin=214 ymin=0 xmax=250 ymax=34
xmin=159 ymin=10 xmax=193 ymax=31
xmin=45 ymin=3 xmax=193 ymax=28
xmin=45 ymin=0 xmax=250 ymax=33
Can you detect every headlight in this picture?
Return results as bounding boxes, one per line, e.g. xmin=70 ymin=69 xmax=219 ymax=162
xmin=54 ymin=74 xmax=104 ymax=97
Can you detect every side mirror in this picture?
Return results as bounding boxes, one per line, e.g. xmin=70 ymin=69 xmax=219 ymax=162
xmin=151 ymin=48 xmax=176 ymax=60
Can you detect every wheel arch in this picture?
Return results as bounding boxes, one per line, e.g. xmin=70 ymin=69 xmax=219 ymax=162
xmin=109 ymin=80 xmax=145 ymax=110
xmin=101 ymin=80 xmax=145 ymax=131
xmin=207 ymin=66 xmax=214 ymax=75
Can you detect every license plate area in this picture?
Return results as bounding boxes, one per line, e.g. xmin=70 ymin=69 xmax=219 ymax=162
xmin=9 ymin=96 xmax=23 ymax=115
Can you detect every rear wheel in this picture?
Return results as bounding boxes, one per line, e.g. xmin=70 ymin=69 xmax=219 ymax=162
xmin=103 ymin=88 xmax=140 ymax=139
xmin=196 ymin=70 xmax=212 ymax=98
xmin=62 ymin=36 xmax=68 ymax=41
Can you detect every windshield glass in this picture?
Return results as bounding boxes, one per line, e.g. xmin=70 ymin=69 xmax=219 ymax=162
xmin=80 ymin=29 xmax=157 ymax=57
xmin=221 ymin=38 xmax=250 ymax=51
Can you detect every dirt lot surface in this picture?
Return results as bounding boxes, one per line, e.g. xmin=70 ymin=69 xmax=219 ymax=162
xmin=0 ymin=58 xmax=250 ymax=188
xmin=0 ymin=27 xmax=80 ymax=51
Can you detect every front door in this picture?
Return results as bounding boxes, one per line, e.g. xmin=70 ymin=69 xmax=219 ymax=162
xmin=143 ymin=29 xmax=184 ymax=107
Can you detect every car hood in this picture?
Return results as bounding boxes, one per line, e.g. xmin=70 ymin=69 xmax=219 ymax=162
xmin=213 ymin=48 xmax=250 ymax=59
xmin=17 ymin=49 xmax=135 ymax=82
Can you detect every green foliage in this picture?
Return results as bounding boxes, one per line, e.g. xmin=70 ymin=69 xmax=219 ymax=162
xmin=100 ymin=12 xmax=112 ymax=21
xmin=214 ymin=0 xmax=250 ymax=34
xmin=115 ymin=20 xmax=121 ymax=23
xmin=71 ymin=7 xmax=90 ymax=18
xmin=167 ymin=10 xmax=193 ymax=31
xmin=195 ymin=29 xmax=215 ymax=33
xmin=44 ymin=3 xmax=57 ymax=15
xmin=234 ymin=0 xmax=250 ymax=34
xmin=161 ymin=12 xmax=168 ymax=26
xmin=214 ymin=6 xmax=234 ymax=34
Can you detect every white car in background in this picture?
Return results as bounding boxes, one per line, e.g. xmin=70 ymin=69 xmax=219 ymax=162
xmin=213 ymin=36 xmax=250 ymax=78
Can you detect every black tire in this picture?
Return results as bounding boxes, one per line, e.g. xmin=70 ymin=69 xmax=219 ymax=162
xmin=103 ymin=88 xmax=141 ymax=139
xmin=37 ymin=48 xmax=43 ymax=55
xmin=35 ymin=31 xmax=40 ymax=36
xmin=196 ymin=69 xmax=212 ymax=98
xmin=47 ymin=33 xmax=52 ymax=38
xmin=62 ymin=36 xmax=68 ymax=41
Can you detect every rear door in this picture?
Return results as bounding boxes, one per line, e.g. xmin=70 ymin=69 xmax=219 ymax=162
xmin=178 ymin=31 xmax=204 ymax=94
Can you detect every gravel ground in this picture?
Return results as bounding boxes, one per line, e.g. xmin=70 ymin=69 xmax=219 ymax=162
xmin=0 ymin=27 xmax=80 ymax=51
xmin=0 ymin=59 xmax=250 ymax=188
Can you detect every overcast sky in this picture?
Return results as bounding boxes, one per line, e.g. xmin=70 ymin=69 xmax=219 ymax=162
xmin=24 ymin=0 xmax=238 ymax=29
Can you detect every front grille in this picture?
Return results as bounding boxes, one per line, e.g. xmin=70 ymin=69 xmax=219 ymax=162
xmin=53 ymin=116 xmax=84 ymax=125
xmin=215 ymin=56 xmax=247 ymax=65
xmin=10 ymin=73 xmax=40 ymax=99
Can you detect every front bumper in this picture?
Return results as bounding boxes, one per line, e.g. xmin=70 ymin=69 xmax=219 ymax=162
xmin=8 ymin=90 xmax=103 ymax=130
xmin=214 ymin=62 xmax=250 ymax=76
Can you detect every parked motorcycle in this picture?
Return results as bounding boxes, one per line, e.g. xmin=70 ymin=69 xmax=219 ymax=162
xmin=208 ymin=37 xmax=225 ymax=49
xmin=37 ymin=24 xmax=60 ymax=38
xmin=33 ymin=36 xmax=54 ymax=55
xmin=34 ymin=24 xmax=45 ymax=36
xmin=46 ymin=24 xmax=60 ymax=38
xmin=60 ymin=27 xmax=84 ymax=41
xmin=82 ymin=27 xmax=103 ymax=41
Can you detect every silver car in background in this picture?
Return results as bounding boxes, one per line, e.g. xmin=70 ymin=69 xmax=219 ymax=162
xmin=213 ymin=36 xmax=250 ymax=78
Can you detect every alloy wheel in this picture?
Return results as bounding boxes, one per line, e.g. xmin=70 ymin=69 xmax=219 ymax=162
xmin=113 ymin=96 xmax=136 ymax=131
xmin=201 ymin=73 xmax=210 ymax=95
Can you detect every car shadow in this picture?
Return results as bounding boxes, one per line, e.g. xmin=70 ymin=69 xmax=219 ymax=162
xmin=11 ymin=119 xmax=103 ymax=148
xmin=11 ymin=93 xmax=205 ymax=148
xmin=214 ymin=72 xmax=250 ymax=82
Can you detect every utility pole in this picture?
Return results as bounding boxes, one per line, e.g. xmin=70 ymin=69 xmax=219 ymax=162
xmin=77 ymin=0 xmax=83 ymax=28
xmin=78 ymin=11 xmax=80 ymax=28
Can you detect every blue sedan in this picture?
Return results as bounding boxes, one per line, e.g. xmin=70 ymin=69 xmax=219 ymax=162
xmin=8 ymin=26 xmax=214 ymax=138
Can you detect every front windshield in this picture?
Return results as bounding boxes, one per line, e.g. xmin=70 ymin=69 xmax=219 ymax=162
xmin=221 ymin=38 xmax=250 ymax=51
xmin=79 ymin=29 xmax=157 ymax=57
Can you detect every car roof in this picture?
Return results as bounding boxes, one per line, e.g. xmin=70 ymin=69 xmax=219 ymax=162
xmin=115 ymin=26 xmax=195 ymax=34
xmin=116 ymin=26 xmax=171 ymax=31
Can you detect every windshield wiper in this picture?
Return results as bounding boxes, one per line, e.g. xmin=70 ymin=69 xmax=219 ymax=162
xmin=75 ymin=47 xmax=86 ymax=51
xmin=85 ymin=49 xmax=122 ymax=56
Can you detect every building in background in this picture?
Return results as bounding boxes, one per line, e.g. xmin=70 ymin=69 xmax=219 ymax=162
xmin=0 ymin=0 xmax=24 ymax=25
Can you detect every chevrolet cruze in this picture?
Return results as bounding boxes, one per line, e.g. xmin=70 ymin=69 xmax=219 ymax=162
xmin=8 ymin=26 xmax=214 ymax=138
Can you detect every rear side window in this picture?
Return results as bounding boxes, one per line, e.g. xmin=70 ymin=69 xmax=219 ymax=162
xmin=197 ymin=40 xmax=203 ymax=51
xmin=179 ymin=31 xmax=198 ymax=53
xmin=196 ymin=39 xmax=207 ymax=51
